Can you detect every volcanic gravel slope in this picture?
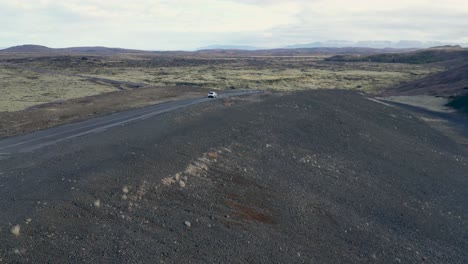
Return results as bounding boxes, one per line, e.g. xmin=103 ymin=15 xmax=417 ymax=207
xmin=0 ymin=90 xmax=467 ymax=263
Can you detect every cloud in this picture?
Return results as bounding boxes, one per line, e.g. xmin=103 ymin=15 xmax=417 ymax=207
xmin=256 ymin=0 xmax=468 ymax=45
xmin=3 ymin=0 xmax=300 ymax=32
xmin=0 ymin=0 xmax=467 ymax=49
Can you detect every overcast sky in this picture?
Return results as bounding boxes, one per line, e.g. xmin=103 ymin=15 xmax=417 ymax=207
xmin=1 ymin=0 xmax=467 ymax=50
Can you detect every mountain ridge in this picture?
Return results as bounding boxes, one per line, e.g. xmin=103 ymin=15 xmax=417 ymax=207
xmin=0 ymin=44 xmax=415 ymax=55
xmin=285 ymin=40 xmax=468 ymax=49
xmin=3 ymin=40 xmax=468 ymax=54
xmin=0 ymin=44 xmax=145 ymax=54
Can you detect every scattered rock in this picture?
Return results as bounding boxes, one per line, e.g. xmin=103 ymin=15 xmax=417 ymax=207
xmin=122 ymin=186 xmax=129 ymax=194
xmin=162 ymin=177 xmax=176 ymax=186
xmin=11 ymin=225 xmax=20 ymax=237
xmin=179 ymin=180 xmax=186 ymax=188
xmin=184 ymin=158 xmax=210 ymax=177
xmin=208 ymin=151 xmax=218 ymax=160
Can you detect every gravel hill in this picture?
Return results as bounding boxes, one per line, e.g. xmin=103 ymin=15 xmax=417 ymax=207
xmin=0 ymin=90 xmax=466 ymax=263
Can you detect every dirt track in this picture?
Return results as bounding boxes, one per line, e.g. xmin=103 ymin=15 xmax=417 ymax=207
xmin=0 ymin=90 xmax=466 ymax=263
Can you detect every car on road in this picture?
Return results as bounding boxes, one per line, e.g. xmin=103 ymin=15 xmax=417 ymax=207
xmin=208 ymin=91 xmax=218 ymax=98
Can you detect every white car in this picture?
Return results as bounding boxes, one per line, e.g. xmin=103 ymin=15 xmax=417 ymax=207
xmin=208 ymin=91 xmax=218 ymax=98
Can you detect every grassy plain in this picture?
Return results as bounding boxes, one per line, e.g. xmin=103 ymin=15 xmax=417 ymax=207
xmin=0 ymin=64 xmax=116 ymax=111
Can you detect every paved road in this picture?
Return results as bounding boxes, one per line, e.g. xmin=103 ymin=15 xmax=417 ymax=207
xmin=378 ymin=99 xmax=468 ymax=138
xmin=0 ymin=90 xmax=260 ymax=156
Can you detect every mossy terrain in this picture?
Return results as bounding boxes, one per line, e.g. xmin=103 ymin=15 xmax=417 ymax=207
xmin=0 ymin=54 xmax=441 ymax=112
xmin=75 ymin=64 xmax=436 ymax=93
xmin=0 ymin=65 xmax=116 ymax=112
xmin=14 ymin=55 xmax=439 ymax=91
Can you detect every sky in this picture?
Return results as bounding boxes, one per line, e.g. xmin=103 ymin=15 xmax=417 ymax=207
xmin=1 ymin=0 xmax=467 ymax=50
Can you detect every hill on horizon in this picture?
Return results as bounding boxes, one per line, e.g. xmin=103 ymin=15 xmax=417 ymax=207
xmin=1 ymin=44 xmax=54 ymax=53
xmin=285 ymin=40 xmax=468 ymax=49
xmin=0 ymin=44 xmax=146 ymax=54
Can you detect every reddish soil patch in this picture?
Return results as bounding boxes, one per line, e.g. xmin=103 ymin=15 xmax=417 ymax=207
xmin=225 ymin=200 xmax=274 ymax=224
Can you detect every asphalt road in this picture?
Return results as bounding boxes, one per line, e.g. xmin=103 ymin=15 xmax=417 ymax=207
xmin=0 ymin=90 xmax=260 ymax=156
xmin=378 ymin=99 xmax=468 ymax=139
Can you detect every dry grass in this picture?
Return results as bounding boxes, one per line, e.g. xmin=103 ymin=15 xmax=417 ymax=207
xmin=0 ymin=65 xmax=116 ymax=111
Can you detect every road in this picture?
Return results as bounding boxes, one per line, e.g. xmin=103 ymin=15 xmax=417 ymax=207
xmin=378 ymin=99 xmax=468 ymax=138
xmin=0 ymin=90 xmax=260 ymax=156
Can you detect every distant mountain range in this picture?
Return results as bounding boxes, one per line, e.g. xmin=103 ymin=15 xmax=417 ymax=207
xmin=284 ymin=40 xmax=468 ymax=49
xmin=195 ymin=47 xmax=415 ymax=56
xmin=0 ymin=44 xmax=412 ymax=55
xmin=196 ymin=41 xmax=468 ymax=51
xmin=197 ymin=45 xmax=260 ymax=51
xmin=2 ymin=42 xmax=466 ymax=55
